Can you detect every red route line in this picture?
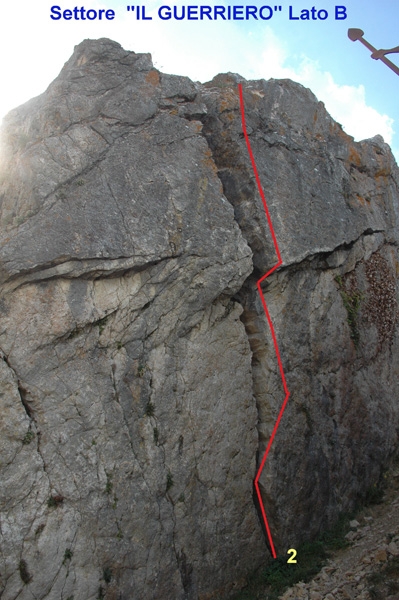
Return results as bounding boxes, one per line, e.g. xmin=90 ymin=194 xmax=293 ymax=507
xmin=238 ymin=83 xmax=290 ymax=559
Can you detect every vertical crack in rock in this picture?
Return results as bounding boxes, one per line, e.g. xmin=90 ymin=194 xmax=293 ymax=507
xmin=1 ymin=39 xmax=399 ymax=599
xmin=1 ymin=352 xmax=53 ymax=488
xmin=199 ymin=81 xmax=284 ymax=553
xmin=200 ymin=73 xmax=399 ymax=553
xmin=2 ymin=352 xmax=33 ymax=420
xmin=16 ymin=379 xmax=34 ymax=421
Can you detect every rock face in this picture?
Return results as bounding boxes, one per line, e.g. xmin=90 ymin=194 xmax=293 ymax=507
xmin=0 ymin=38 xmax=398 ymax=599
xmin=200 ymin=74 xmax=399 ymax=548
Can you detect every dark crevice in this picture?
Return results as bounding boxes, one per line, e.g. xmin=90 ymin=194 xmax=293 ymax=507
xmin=200 ymin=92 xmax=396 ymax=562
xmin=259 ymin=227 xmax=386 ymax=281
xmin=0 ymin=351 xmax=52 ymax=493
xmin=200 ymin=101 xmax=283 ymax=552
xmin=176 ymin=549 xmax=194 ymax=597
xmin=252 ymin=483 xmax=274 ymax=555
xmin=17 ymin=381 xmax=34 ymax=420
xmin=1 ymin=352 xmax=35 ymax=421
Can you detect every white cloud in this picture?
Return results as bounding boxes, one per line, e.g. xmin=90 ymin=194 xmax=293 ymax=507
xmin=0 ymin=0 xmax=241 ymax=121
xmin=0 ymin=8 xmax=397 ymax=163
xmin=250 ymin=28 xmax=396 ymax=154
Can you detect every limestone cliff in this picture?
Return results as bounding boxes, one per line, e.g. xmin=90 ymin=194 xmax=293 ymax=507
xmin=0 ymin=38 xmax=398 ymax=600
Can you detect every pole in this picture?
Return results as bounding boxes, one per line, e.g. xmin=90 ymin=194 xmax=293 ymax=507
xmin=348 ymin=28 xmax=399 ymax=77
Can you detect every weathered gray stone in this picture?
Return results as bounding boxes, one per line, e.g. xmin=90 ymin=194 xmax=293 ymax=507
xmin=0 ymin=38 xmax=398 ymax=600
xmin=201 ymin=74 xmax=399 ymax=550
xmin=0 ymin=39 xmax=263 ymax=600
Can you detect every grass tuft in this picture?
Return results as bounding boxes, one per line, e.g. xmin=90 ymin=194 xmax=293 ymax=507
xmin=231 ymin=511 xmax=358 ymax=600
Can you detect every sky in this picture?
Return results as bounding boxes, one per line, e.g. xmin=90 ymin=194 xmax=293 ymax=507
xmin=0 ymin=0 xmax=398 ymax=160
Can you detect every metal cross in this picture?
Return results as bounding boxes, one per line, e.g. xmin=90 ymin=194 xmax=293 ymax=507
xmin=348 ymin=28 xmax=399 ymax=77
